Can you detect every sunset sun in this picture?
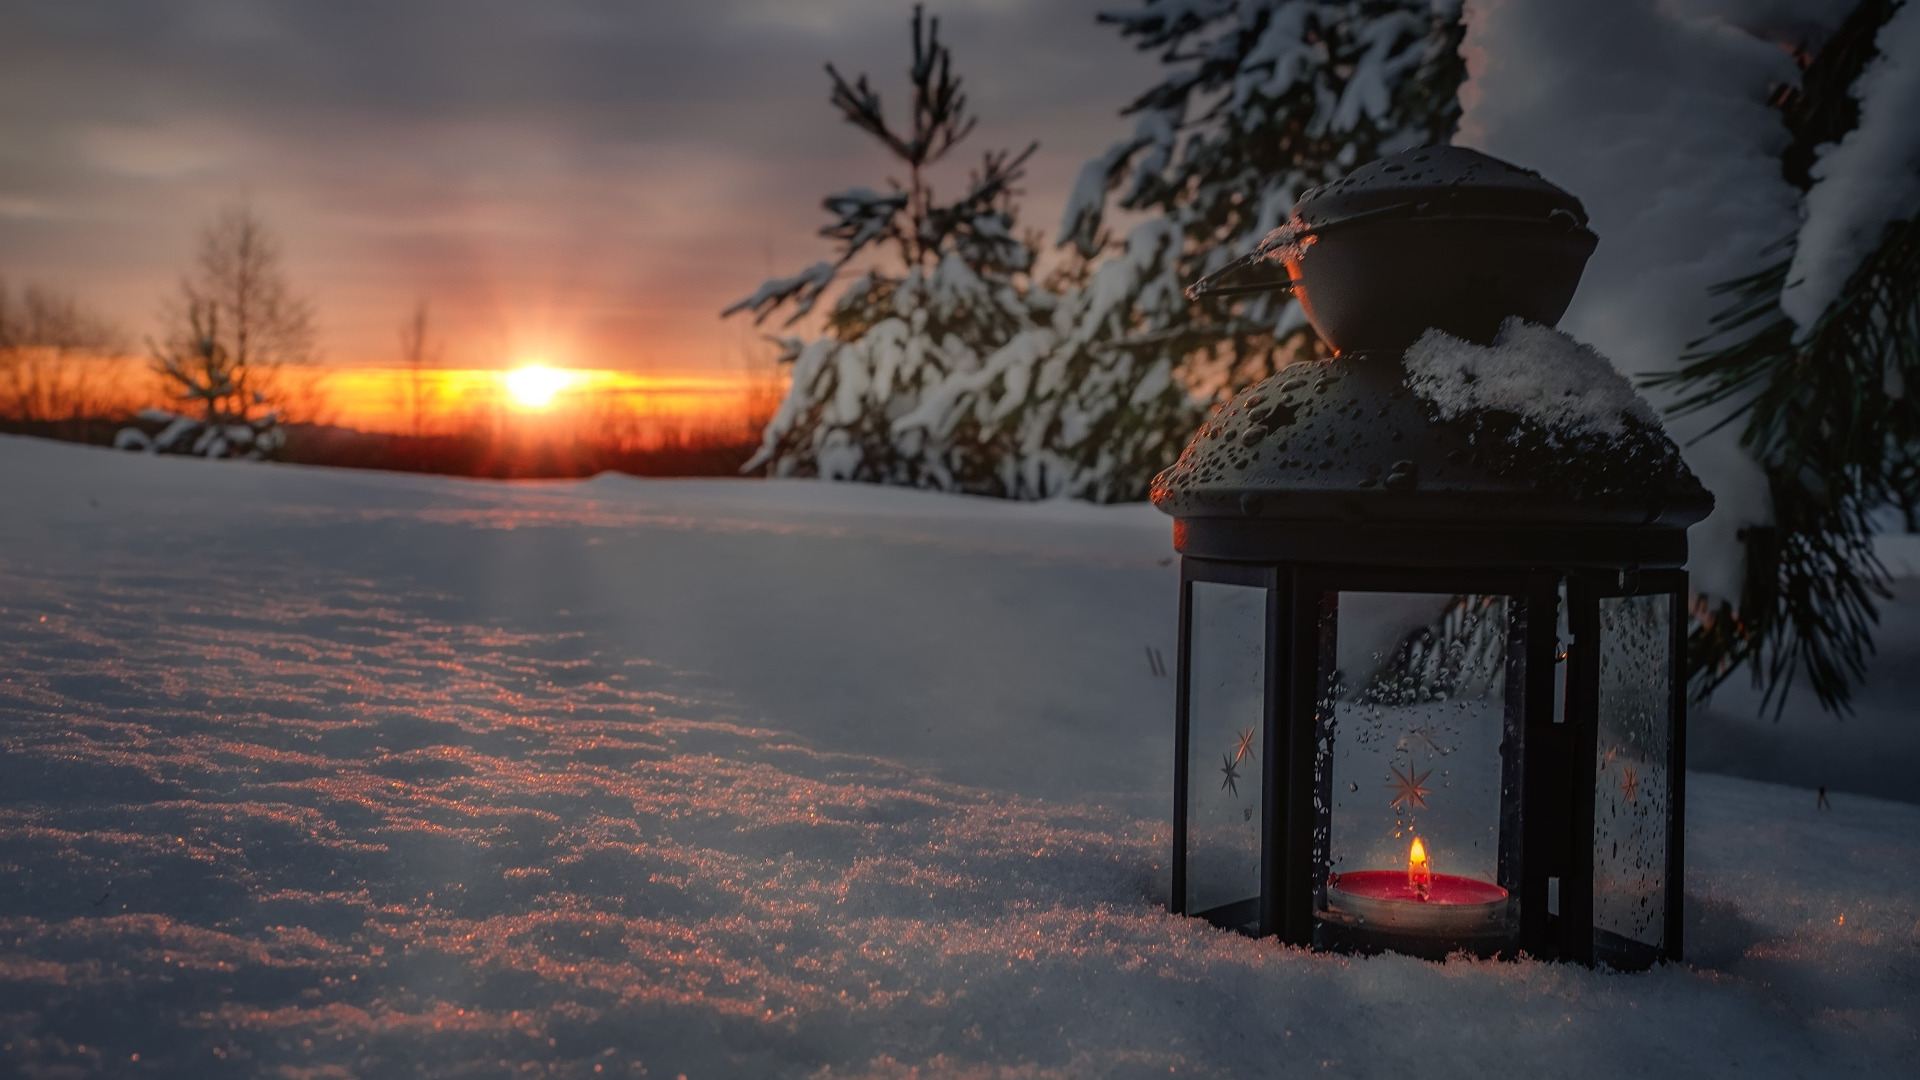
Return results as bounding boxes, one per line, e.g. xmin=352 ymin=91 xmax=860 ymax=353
xmin=503 ymin=365 xmax=572 ymax=409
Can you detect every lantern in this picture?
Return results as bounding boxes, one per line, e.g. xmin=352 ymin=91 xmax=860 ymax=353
xmin=1158 ymin=147 xmax=1712 ymax=969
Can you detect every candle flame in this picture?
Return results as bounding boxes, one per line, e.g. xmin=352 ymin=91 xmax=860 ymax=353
xmin=1408 ymin=836 xmax=1432 ymax=900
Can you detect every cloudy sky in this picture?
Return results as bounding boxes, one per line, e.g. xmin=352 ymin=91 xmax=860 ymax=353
xmin=0 ymin=0 xmax=1161 ymax=374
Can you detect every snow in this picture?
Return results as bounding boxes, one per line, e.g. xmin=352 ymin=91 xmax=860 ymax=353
xmin=1692 ymin=574 xmax=1920 ymax=805
xmin=1122 ymin=108 xmax=1179 ymax=209
xmin=722 ymin=260 xmax=838 ymax=325
xmin=751 ymin=214 xmax=1196 ymax=504
xmin=1056 ymin=145 xmax=1127 ymax=256
xmin=1876 ymin=531 xmax=1920 ymax=578
xmin=823 ymin=188 xmax=911 ymax=255
xmin=1 ymin=435 xmax=1917 ymax=1077
xmin=1452 ymin=0 xmax=1817 ymax=604
xmin=1664 ymin=0 xmax=1853 ymax=43
xmin=1326 ymin=7 xmax=1432 ymax=134
xmin=1781 ymin=0 xmax=1920 ymax=331
xmin=1403 ymin=317 xmax=1661 ymax=438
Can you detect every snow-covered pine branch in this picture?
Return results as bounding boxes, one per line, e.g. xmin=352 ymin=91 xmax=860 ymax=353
xmin=823 ymin=189 xmax=909 ymax=258
xmin=1780 ymin=0 xmax=1920 ymax=333
xmin=722 ymin=262 xmax=839 ymax=327
xmin=729 ymin=5 xmax=1200 ymax=502
xmin=1065 ymin=0 xmax=1467 ymax=395
xmin=1460 ymin=0 xmax=1919 ymax=715
xmin=736 ymin=2 xmax=1469 ymax=504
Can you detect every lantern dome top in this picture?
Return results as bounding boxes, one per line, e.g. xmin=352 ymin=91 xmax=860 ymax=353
xmin=1293 ymin=145 xmax=1591 ymax=235
xmin=1149 ymin=322 xmax=1713 ymax=567
xmin=1198 ymin=145 xmax=1602 ymax=355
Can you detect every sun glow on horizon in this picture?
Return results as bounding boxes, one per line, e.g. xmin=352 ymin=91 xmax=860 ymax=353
xmin=503 ymin=365 xmax=573 ymax=409
xmin=307 ymin=365 xmax=782 ymax=441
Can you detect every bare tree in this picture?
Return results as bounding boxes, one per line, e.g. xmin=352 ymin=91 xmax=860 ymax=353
xmin=398 ymin=299 xmax=441 ymax=437
xmin=152 ymin=205 xmax=317 ymax=425
xmin=0 ymin=280 xmax=125 ymax=425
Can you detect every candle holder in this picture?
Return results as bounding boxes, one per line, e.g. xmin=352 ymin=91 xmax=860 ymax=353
xmin=1157 ymin=147 xmax=1710 ymax=969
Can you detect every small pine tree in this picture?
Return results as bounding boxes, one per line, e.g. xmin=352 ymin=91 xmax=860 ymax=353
xmin=119 ymin=206 xmax=315 ymax=459
xmin=119 ymin=300 xmax=283 ymax=458
xmin=884 ymin=213 xmax=1204 ymax=502
xmin=727 ymin=6 xmax=1056 ymax=494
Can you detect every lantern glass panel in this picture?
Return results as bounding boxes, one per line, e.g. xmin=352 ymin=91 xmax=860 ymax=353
xmin=1592 ymin=593 xmax=1673 ymax=959
xmin=1315 ymin=591 xmax=1520 ymax=947
xmin=1184 ymin=581 xmax=1267 ymax=917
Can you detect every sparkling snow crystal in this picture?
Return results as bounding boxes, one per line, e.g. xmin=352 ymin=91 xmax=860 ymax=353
xmin=1404 ymin=318 xmax=1661 ymax=440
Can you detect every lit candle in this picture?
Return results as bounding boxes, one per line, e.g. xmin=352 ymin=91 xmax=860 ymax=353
xmin=1408 ymin=835 xmax=1432 ymax=899
xmin=1323 ymin=836 xmax=1510 ymax=936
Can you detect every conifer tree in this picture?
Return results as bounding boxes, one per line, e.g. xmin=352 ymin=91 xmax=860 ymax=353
xmin=1057 ymin=0 xmax=1467 ymax=396
xmin=727 ymin=6 xmax=1054 ymax=494
xmin=118 ymin=206 xmax=315 ymax=459
xmin=732 ymin=2 xmax=1469 ymax=503
xmin=995 ymin=0 xmax=1471 ymax=501
xmin=1652 ymin=0 xmax=1920 ymax=713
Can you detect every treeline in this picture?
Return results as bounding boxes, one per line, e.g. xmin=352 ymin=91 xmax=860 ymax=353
xmin=0 ymin=282 xmax=140 ymax=441
xmin=0 ymin=207 xmax=775 ymax=479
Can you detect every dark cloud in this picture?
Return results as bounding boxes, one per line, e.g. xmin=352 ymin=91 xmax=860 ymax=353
xmin=0 ymin=0 xmax=1161 ymax=370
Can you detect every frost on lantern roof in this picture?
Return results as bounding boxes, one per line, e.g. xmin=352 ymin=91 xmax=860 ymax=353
xmin=1149 ymin=314 xmax=1709 ymax=525
xmin=1404 ymin=317 xmax=1663 ymax=443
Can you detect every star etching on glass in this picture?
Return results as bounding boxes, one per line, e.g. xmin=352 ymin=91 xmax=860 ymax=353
xmin=1619 ymin=764 xmax=1639 ymax=804
xmin=1233 ymin=727 xmax=1256 ymax=764
xmin=1403 ymin=724 xmax=1445 ymax=756
xmin=1386 ymin=762 xmax=1432 ymax=811
xmin=1220 ymin=752 xmax=1243 ymax=797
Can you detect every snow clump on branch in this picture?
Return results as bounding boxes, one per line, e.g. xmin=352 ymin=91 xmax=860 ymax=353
xmin=1780 ymin=0 xmax=1920 ymax=331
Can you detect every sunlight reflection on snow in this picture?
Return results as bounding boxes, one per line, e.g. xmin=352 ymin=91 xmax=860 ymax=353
xmin=0 ymin=560 xmax=1182 ymax=1076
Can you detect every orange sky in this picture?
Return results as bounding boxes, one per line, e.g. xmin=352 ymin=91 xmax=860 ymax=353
xmin=0 ymin=3 xmax=1157 ymax=406
xmin=56 ymin=354 xmax=777 ymax=441
xmin=317 ymin=365 xmax=778 ymax=440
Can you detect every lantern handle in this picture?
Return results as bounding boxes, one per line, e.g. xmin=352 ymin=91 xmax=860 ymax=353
xmin=1189 ymin=277 xmax=1296 ymax=299
xmin=1184 ymin=250 xmax=1296 ymax=301
xmin=1186 ymin=199 xmax=1445 ymax=301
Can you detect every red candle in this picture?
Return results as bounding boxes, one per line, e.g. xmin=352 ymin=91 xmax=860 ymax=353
xmin=1323 ymin=837 xmax=1510 ymax=936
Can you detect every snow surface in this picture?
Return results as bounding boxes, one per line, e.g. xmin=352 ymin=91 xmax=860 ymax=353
xmin=1876 ymin=531 xmax=1920 ymax=578
xmin=1 ymin=436 xmax=1917 ymax=1077
xmin=1781 ymin=0 xmax=1920 ymax=331
xmin=1453 ymin=0 xmax=1818 ymax=603
xmin=1404 ymin=318 xmax=1661 ymax=438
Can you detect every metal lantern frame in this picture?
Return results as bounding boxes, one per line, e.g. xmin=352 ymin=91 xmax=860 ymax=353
xmin=1156 ymin=145 xmax=1711 ymax=970
xmin=1169 ymin=549 xmax=1688 ymax=969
